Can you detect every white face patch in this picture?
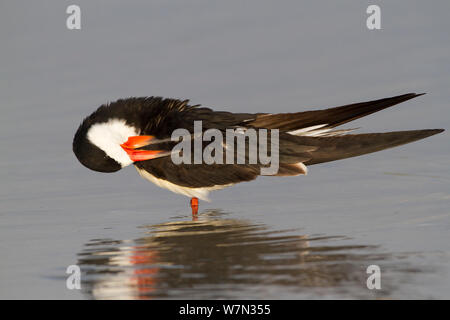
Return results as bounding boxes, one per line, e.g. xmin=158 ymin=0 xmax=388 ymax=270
xmin=87 ymin=118 xmax=139 ymax=167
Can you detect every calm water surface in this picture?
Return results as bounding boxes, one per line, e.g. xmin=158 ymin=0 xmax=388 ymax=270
xmin=1 ymin=1 xmax=450 ymax=299
xmin=78 ymin=210 xmax=383 ymax=299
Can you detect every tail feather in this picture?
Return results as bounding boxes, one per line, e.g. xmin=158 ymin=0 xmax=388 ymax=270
xmin=298 ymin=129 xmax=444 ymax=165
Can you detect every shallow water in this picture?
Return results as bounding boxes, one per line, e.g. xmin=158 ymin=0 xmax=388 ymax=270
xmin=1 ymin=1 xmax=450 ymax=299
xmin=79 ymin=210 xmax=381 ymax=299
xmin=77 ymin=209 xmax=429 ymax=300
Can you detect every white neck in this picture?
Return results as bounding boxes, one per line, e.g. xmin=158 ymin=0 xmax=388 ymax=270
xmin=87 ymin=118 xmax=139 ymax=167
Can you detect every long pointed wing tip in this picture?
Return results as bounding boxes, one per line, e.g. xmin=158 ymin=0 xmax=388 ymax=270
xmin=400 ymin=92 xmax=426 ymax=100
xmin=418 ymin=128 xmax=445 ymax=139
xmin=411 ymin=92 xmax=427 ymax=98
xmin=433 ymin=128 xmax=445 ymax=134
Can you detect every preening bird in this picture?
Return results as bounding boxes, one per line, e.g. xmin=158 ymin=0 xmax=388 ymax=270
xmin=73 ymin=93 xmax=443 ymax=214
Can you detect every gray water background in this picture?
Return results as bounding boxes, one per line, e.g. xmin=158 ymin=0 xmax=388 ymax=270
xmin=0 ymin=1 xmax=449 ymax=299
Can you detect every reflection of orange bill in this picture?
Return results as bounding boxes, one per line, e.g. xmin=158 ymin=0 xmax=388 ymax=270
xmin=130 ymin=246 xmax=159 ymax=298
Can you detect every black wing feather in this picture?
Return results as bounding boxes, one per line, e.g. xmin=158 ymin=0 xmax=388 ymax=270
xmin=247 ymin=93 xmax=425 ymax=131
xmin=134 ymin=94 xmax=443 ymax=189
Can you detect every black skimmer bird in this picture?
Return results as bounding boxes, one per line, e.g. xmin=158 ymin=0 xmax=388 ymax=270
xmin=73 ymin=93 xmax=443 ymax=215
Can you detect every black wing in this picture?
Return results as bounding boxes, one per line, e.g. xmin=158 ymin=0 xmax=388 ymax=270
xmin=135 ymin=94 xmax=443 ymax=190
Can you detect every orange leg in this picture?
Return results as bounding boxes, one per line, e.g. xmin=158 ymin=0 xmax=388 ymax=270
xmin=190 ymin=197 xmax=199 ymax=217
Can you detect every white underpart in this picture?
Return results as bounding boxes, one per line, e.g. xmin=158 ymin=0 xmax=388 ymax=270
xmin=87 ymin=118 xmax=139 ymax=167
xmin=136 ymin=167 xmax=233 ymax=201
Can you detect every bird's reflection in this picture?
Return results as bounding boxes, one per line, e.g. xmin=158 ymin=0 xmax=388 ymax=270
xmin=77 ymin=210 xmax=385 ymax=299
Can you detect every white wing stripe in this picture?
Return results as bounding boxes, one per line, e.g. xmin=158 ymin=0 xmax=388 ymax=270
xmin=288 ymin=124 xmax=328 ymax=135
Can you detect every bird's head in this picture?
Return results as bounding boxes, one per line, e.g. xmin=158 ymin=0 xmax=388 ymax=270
xmin=73 ymin=104 xmax=169 ymax=173
xmin=73 ymin=117 xmax=139 ymax=173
